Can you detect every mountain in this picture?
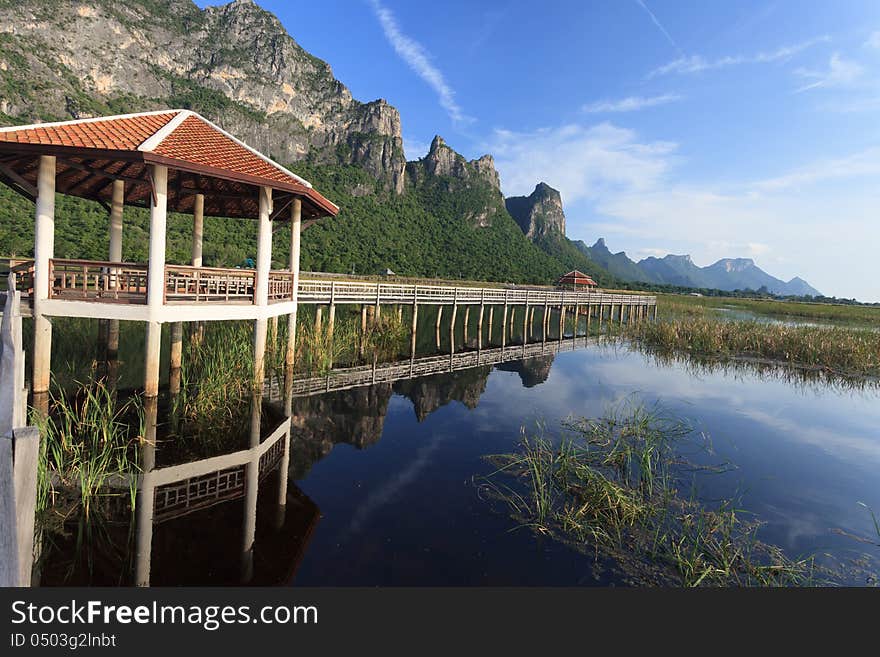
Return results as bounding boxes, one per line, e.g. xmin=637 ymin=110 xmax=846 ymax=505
xmin=505 ymin=182 xmax=566 ymax=239
xmin=579 ymin=238 xmax=821 ymax=296
xmin=0 ymin=0 xmax=609 ymax=285
xmin=504 ymin=183 xmax=610 ymax=284
xmin=576 ymin=238 xmax=650 ymax=283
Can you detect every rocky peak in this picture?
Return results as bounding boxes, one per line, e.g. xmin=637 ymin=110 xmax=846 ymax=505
xmin=505 ymin=182 xmax=566 ymax=240
xmin=0 ymin=0 xmax=406 ymax=193
xmin=593 ymin=237 xmax=609 ymax=251
xmin=711 ymin=258 xmax=755 ymax=273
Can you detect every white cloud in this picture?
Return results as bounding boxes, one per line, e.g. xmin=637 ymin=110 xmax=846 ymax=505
xmin=403 ymin=136 xmax=430 ymax=161
xmin=649 ymin=36 xmax=830 ymax=77
xmin=583 ymin=93 xmax=682 ymax=113
xmin=865 ymin=31 xmax=880 ymax=49
xmin=753 ymin=147 xmax=880 ymax=189
xmin=489 ymin=118 xmax=880 ymax=300
xmin=368 ymin=0 xmax=469 ymax=124
xmin=487 ymin=122 xmax=677 ymax=201
xmin=794 ymin=52 xmax=864 ymax=93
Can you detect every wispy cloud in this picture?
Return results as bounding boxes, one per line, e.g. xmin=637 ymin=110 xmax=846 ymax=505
xmin=794 ymin=52 xmax=863 ymax=93
xmin=865 ymin=31 xmax=880 ymax=49
xmin=649 ymin=36 xmax=830 ymax=77
xmin=368 ymin=0 xmax=468 ymax=123
xmin=583 ymin=93 xmax=682 ymax=113
xmin=634 ymin=0 xmax=679 ymax=51
xmin=752 ymin=147 xmax=880 ymax=189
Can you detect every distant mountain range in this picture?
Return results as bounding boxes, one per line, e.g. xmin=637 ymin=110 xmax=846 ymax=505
xmin=575 ymin=238 xmax=821 ymax=297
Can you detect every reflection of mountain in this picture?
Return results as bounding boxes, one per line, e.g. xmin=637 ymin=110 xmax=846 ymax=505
xmin=393 ymin=366 xmax=492 ymax=421
xmin=289 ymin=384 xmax=393 ymax=478
xmin=496 ymin=355 xmax=555 ymax=388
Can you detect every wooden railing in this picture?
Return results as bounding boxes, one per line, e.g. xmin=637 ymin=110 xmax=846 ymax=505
xmin=296 ymin=280 xmax=656 ymax=307
xmin=164 ymin=265 xmax=256 ymax=303
xmin=268 ymin=271 xmax=295 ymax=302
xmin=49 ymin=259 xmax=148 ymax=302
xmin=7 ymin=259 xmax=34 ymax=297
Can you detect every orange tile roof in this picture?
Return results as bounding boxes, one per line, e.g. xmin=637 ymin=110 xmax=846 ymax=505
xmin=0 ymin=110 xmax=338 ymax=216
xmin=0 ymin=112 xmax=178 ymax=150
xmin=152 ymin=115 xmax=292 ymax=185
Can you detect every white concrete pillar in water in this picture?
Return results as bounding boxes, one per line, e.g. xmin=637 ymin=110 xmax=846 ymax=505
xmin=32 ymin=155 xmax=56 ymax=396
xmin=134 ymin=397 xmax=158 ymax=587
xmin=241 ymin=392 xmax=261 ymax=583
xmin=285 ymin=198 xmax=302 ymax=383
xmin=107 ymin=180 xmax=124 ymax=359
xmin=143 ymin=164 xmax=167 ymax=398
xmin=253 ymin=186 xmax=273 ymax=388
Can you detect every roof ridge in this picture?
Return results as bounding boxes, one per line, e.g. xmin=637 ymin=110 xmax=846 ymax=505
xmin=137 ymin=110 xmax=192 ymax=152
xmin=0 ymin=109 xmax=181 ymax=134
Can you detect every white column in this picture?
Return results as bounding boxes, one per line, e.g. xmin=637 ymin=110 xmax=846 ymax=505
xmin=191 ymin=193 xmax=204 ymax=268
xmin=255 ymin=186 xmax=272 ymax=307
xmin=109 ymin=179 xmax=124 ymax=262
xmin=285 ymin=198 xmax=302 ymax=379
xmin=144 ymin=165 xmax=167 ymax=398
xmin=32 ymin=155 xmax=56 ymax=396
xmin=252 ymin=186 xmax=273 ymax=388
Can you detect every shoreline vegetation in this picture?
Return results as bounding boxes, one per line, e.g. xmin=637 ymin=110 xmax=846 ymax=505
xmin=483 ymin=401 xmax=852 ymax=587
xmin=621 ymin=296 xmax=880 ymax=379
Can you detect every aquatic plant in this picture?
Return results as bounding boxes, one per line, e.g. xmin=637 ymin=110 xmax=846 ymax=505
xmin=484 ymin=400 xmax=817 ymax=587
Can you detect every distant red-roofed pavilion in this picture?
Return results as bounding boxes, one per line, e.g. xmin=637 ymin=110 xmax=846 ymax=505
xmin=556 ymin=270 xmax=598 ymax=290
xmin=0 ymin=109 xmax=338 ymax=402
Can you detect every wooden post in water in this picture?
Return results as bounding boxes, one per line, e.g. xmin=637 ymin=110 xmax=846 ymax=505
xmin=327 ymin=282 xmax=337 ymax=368
xmin=488 ymin=305 xmax=494 ymax=346
xmin=169 ymin=322 xmax=183 ymax=395
xmin=478 ymin=291 xmax=485 ymax=349
xmin=435 ymin=305 xmax=443 ymax=349
xmin=558 ymin=293 xmax=565 ymax=341
xmin=360 ymin=304 xmax=368 ymax=357
xmin=285 ymin=199 xmax=302 ymax=382
xmin=449 ymin=290 xmax=458 ymax=356
xmin=575 ymin=303 xmax=581 ymax=337
xmin=523 ymin=291 xmax=529 ymax=347
xmin=315 ymin=306 xmax=323 ymax=335
xmin=501 ymin=291 xmax=509 ymax=349
xmin=463 ymin=306 xmax=470 ymax=343
xmin=374 ymin=285 xmax=381 ymax=320
xmin=410 ymin=290 xmax=419 ymax=359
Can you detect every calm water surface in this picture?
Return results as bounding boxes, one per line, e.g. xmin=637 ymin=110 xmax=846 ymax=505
xmin=287 ymin=344 xmax=880 ymax=585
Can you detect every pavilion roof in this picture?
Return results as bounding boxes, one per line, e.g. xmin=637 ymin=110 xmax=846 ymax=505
xmin=557 ymin=270 xmax=597 ymax=286
xmin=0 ymin=110 xmax=338 ymax=221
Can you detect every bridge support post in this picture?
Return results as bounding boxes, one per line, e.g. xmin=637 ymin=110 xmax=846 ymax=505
xmin=575 ymin=303 xmax=581 ymax=337
xmin=449 ymin=294 xmax=458 ymax=356
xmin=241 ymin=392 xmax=261 ymax=583
xmin=463 ymin=306 xmax=470 ymax=344
xmin=286 ymin=199 xmax=302 ymax=385
xmin=558 ymin=294 xmax=565 ymax=341
xmin=435 ymin=305 xmax=443 ymax=349
xmin=522 ymin=293 xmax=529 ymax=348
xmin=252 ymin=186 xmax=272 ymax=390
xmin=32 ymin=155 xmax=56 ymax=401
xmin=169 ymin=322 xmax=183 ymax=395
xmin=501 ymin=292 xmax=509 ymax=349
xmin=478 ymin=292 xmax=485 ymax=349
xmin=509 ymin=306 xmax=515 ymax=341
xmin=487 ymin=305 xmax=494 ymax=346
xmin=135 ymin=398 xmax=157 ymax=587
xmin=410 ymin=294 xmax=419 ymax=359
xmin=143 ymin=164 xmax=168 ymax=400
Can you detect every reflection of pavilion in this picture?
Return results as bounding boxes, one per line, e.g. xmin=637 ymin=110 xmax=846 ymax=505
xmin=133 ymin=390 xmax=318 ymax=586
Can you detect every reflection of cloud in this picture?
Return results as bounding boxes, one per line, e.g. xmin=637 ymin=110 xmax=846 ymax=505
xmin=345 ymin=432 xmax=447 ymax=536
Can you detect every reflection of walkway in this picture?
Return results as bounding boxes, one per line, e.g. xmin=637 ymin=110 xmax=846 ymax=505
xmin=269 ymin=335 xmax=597 ymax=399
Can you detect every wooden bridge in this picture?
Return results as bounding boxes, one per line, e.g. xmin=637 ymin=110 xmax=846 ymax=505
xmin=2 ymin=259 xmax=656 ymax=322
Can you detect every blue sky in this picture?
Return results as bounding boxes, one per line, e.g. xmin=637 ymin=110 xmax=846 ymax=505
xmin=222 ymin=1 xmax=880 ymax=300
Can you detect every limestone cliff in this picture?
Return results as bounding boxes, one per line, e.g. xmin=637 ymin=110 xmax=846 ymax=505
xmin=0 ymin=0 xmax=406 ymax=192
xmin=505 ymin=182 xmax=566 ymax=240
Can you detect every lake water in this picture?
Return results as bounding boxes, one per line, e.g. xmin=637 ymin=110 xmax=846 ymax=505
xmin=37 ymin=311 xmax=880 ymax=586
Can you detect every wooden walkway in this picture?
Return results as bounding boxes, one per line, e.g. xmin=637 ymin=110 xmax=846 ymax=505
xmin=4 ymin=260 xmax=656 ymax=320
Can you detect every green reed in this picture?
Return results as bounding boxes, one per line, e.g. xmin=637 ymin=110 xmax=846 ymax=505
xmin=484 ymin=400 xmax=817 ymax=586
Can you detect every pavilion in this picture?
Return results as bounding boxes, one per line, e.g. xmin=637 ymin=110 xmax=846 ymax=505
xmin=0 ymin=109 xmax=339 ymax=400
xmin=556 ymin=270 xmax=598 ymax=291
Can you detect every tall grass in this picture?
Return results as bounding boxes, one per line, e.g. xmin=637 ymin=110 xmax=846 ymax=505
xmin=659 ymin=293 xmax=880 ymax=324
xmin=484 ymin=400 xmax=817 ymax=586
xmin=35 ymin=379 xmax=144 ymax=520
xmin=625 ymin=316 xmax=880 ymax=378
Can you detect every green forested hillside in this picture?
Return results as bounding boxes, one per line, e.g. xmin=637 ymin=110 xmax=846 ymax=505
xmin=0 ymin=162 xmax=615 ymax=285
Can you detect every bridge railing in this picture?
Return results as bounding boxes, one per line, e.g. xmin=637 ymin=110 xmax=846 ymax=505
xmin=50 ymin=259 xmax=148 ymax=302
xmin=165 ymin=264 xmax=256 ymax=304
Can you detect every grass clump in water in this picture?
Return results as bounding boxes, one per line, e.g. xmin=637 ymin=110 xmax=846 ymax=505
xmin=484 ymin=400 xmax=817 ymax=586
